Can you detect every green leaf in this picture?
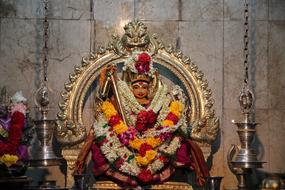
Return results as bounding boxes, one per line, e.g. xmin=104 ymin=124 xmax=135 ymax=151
xmin=127 ymin=155 xmax=135 ymax=163
xmin=96 ymin=135 xmax=106 ymax=142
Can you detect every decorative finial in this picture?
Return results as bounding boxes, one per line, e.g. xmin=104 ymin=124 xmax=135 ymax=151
xmin=35 ymin=83 xmax=50 ymax=109
xmin=121 ymin=20 xmax=150 ymax=49
xmin=239 ymin=85 xmax=253 ymax=114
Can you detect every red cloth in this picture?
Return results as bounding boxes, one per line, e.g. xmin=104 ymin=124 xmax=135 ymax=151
xmin=188 ymin=140 xmax=210 ymax=186
xmin=91 ymin=144 xmax=109 ymax=176
xmin=176 ymin=143 xmax=192 ymax=165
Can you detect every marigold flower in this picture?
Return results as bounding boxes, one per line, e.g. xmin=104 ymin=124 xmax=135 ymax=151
xmin=169 ymin=101 xmax=184 ymax=118
xmin=135 ymin=155 xmax=149 ymax=166
xmin=145 ymin=137 xmax=161 ymax=148
xmin=102 ymin=101 xmax=117 ymax=119
xmin=113 ymin=121 xmax=128 ymax=135
xmin=145 ymin=150 xmax=156 ymax=161
xmin=162 ymin=119 xmax=175 ymax=127
xmin=0 ymin=154 xmax=18 ymax=167
xmin=171 ymin=110 xmax=182 ymax=118
xmin=135 ymin=149 xmax=157 ymax=166
xmin=129 ymin=138 xmax=144 ymax=150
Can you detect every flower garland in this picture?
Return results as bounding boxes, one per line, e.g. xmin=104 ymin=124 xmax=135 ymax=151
xmin=0 ymin=102 xmax=26 ymax=167
xmin=94 ymin=99 xmax=184 ymax=182
xmin=117 ymin=80 xmax=168 ymax=115
xmin=0 ymin=154 xmax=18 ymax=167
xmin=0 ymin=111 xmax=25 ymax=156
xmin=123 ymin=51 xmax=156 ymax=77
xmin=92 ymin=52 xmax=194 ymax=184
xmin=93 ymin=117 xmax=140 ymax=175
xmin=117 ymin=79 xmax=171 ymax=132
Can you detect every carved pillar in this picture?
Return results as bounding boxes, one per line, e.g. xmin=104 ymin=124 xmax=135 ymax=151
xmin=62 ymin=148 xmax=81 ymax=187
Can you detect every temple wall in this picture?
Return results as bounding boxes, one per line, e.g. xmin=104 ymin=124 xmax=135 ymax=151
xmin=0 ymin=0 xmax=285 ymax=189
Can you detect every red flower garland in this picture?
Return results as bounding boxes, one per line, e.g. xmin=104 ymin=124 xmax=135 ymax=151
xmin=139 ymin=143 xmax=153 ymax=157
xmin=136 ymin=110 xmax=157 ymax=132
xmin=0 ymin=111 xmax=25 ymax=156
xmin=147 ymin=110 xmax=157 ymax=125
xmin=115 ymin=158 xmax=124 ymax=169
xmin=135 ymin=53 xmax=151 ymax=74
xmin=165 ymin=112 xmax=179 ymax=125
xmin=108 ymin=115 xmax=121 ymax=126
xmin=138 ymin=169 xmax=153 ymax=183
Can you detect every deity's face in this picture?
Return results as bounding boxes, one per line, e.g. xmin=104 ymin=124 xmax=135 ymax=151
xmin=131 ymin=81 xmax=150 ymax=100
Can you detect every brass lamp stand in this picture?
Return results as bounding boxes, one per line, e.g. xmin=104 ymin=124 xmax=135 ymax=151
xmin=227 ymin=86 xmax=265 ymax=190
xmin=28 ymin=83 xmax=62 ymax=167
xmin=28 ymin=0 xmax=62 ymax=168
xmin=227 ymin=1 xmax=265 ymax=189
xmin=26 ymin=1 xmax=63 ymax=189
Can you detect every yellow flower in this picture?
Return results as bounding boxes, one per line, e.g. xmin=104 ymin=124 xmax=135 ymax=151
xmin=113 ymin=121 xmax=128 ymax=134
xmin=162 ymin=119 xmax=174 ymax=127
xmin=129 ymin=138 xmax=144 ymax=150
xmin=135 ymin=155 xmax=149 ymax=166
xmin=146 ymin=137 xmax=161 ymax=148
xmin=169 ymin=101 xmax=184 ymax=118
xmin=0 ymin=154 xmax=18 ymax=167
xmin=102 ymin=101 xmax=117 ymax=119
xmin=135 ymin=150 xmax=157 ymax=166
xmin=145 ymin=150 xmax=156 ymax=161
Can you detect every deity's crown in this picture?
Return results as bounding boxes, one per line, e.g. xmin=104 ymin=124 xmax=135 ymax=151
xmin=122 ymin=51 xmax=156 ymax=84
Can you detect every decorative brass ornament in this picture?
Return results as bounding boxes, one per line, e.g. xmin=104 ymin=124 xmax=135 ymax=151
xmin=56 ymin=20 xmax=219 ymax=188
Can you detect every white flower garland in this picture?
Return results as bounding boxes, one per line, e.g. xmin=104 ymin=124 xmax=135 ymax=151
xmin=147 ymin=159 xmax=164 ymax=174
xmin=117 ymin=80 xmax=169 ymax=128
xmin=93 ymin=120 xmax=183 ymax=177
xmin=159 ymin=137 xmax=182 ymax=155
xmin=117 ymin=80 xmax=168 ymax=114
xmin=120 ymin=159 xmax=140 ymax=176
xmin=92 ymin=83 xmax=189 ymax=177
xmin=93 ymin=122 xmax=141 ymax=175
xmin=170 ymin=85 xmax=190 ymax=135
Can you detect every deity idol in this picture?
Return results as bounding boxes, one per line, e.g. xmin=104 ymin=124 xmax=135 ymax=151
xmin=73 ymin=51 xmax=209 ymax=188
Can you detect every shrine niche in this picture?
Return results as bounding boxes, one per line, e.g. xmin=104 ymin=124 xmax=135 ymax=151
xmin=55 ymin=20 xmax=219 ymax=189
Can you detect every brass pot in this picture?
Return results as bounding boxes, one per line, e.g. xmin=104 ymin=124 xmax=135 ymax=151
xmin=262 ymin=173 xmax=285 ymax=189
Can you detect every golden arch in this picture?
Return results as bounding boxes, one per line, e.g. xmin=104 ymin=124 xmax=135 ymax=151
xmin=56 ymin=20 xmax=219 ymax=188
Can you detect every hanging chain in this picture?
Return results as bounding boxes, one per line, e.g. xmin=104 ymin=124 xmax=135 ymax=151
xmin=243 ymin=0 xmax=249 ymax=85
xmin=43 ymin=0 xmax=49 ymax=82
xmin=238 ymin=0 xmax=254 ymax=116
